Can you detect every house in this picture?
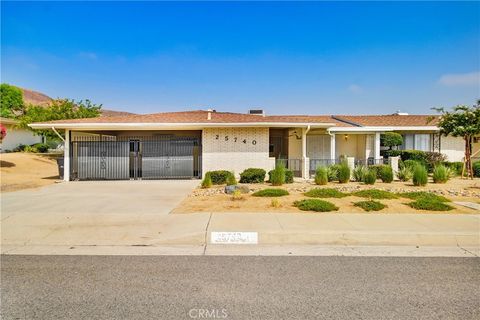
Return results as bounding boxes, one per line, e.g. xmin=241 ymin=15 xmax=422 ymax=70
xmin=29 ymin=110 xmax=470 ymax=181
xmin=1 ymin=117 xmax=43 ymax=152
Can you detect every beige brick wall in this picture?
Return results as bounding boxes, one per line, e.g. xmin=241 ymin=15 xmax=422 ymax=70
xmin=202 ymin=127 xmax=275 ymax=177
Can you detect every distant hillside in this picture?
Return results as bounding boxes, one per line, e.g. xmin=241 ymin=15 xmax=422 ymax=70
xmin=19 ymin=87 xmax=135 ymax=117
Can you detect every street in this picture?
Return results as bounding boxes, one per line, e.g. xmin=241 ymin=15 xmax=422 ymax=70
xmin=1 ymin=255 xmax=479 ymax=319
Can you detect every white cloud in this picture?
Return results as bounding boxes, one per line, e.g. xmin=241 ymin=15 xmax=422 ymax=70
xmin=438 ymin=71 xmax=479 ymax=86
xmin=348 ymin=84 xmax=363 ymax=94
xmin=78 ymin=52 xmax=98 ymax=60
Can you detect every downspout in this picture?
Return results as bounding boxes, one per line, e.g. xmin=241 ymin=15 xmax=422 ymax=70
xmin=52 ymin=126 xmax=65 ymax=142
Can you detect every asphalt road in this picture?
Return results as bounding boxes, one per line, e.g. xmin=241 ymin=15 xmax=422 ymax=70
xmin=1 ymin=255 xmax=479 ymax=320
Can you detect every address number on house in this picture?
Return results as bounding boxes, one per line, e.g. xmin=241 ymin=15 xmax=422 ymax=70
xmin=215 ymin=135 xmax=256 ymax=145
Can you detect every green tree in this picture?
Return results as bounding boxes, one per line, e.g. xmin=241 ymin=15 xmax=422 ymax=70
xmin=0 ymin=83 xmax=24 ymax=118
xmin=19 ymin=99 xmax=102 ymax=140
xmin=430 ymin=105 xmax=480 ymax=179
xmin=380 ymin=132 xmax=403 ymax=150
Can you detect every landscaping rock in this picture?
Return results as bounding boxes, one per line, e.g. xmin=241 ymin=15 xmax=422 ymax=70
xmin=224 ymin=185 xmax=250 ymax=194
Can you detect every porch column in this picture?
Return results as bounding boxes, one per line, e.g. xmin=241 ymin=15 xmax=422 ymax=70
xmin=301 ymin=128 xmax=309 ymax=179
xmin=64 ymin=129 xmax=70 ymax=182
xmin=330 ymin=133 xmax=336 ymax=161
xmin=375 ymin=132 xmax=381 ymax=160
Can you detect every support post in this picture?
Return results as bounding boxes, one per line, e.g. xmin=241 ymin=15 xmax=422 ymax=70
xmin=64 ymin=129 xmax=70 ymax=182
xmin=375 ymin=132 xmax=381 ymax=161
xmin=389 ymin=156 xmax=400 ymax=180
xmin=330 ymin=133 xmax=336 ymax=162
xmin=302 ymin=128 xmax=309 ymax=178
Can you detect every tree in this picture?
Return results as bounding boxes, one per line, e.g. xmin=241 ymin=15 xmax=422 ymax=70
xmin=18 ymin=99 xmax=102 ymax=140
xmin=381 ymin=132 xmax=403 ymax=150
xmin=0 ymin=83 xmax=24 ymax=118
xmin=430 ymin=105 xmax=480 ymax=179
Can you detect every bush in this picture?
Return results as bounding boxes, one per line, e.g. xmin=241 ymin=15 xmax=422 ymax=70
xmin=396 ymin=166 xmax=413 ymax=182
xmin=352 ymin=165 xmax=368 ymax=182
xmin=443 ymin=161 xmax=463 ymax=176
xmin=474 ymin=161 xmax=480 ymax=178
xmin=252 ymin=188 xmax=289 ymax=197
xmin=226 ymin=172 xmax=237 ymax=186
xmin=381 ymin=132 xmax=403 ymax=150
xmin=268 ymin=169 xmax=294 ymax=184
xmin=270 ymin=163 xmax=286 ymax=186
xmin=314 ymin=167 xmax=329 ymax=185
xmin=403 ymin=160 xmax=422 ymax=170
xmin=354 ymin=200 xmax=387 ymax=212
xmin=32 ymin=143 xmax=49 ymax=153
xmin=363 ymin=169 xmax=377 ymax=185
xmin=379 ymin=166 xmax=394 ymax=183
xmin=383 ymin=150 xmax=445 ymax=172
xmin=201 ymin=173 xmax=212 ymax=188
xmin=208 ymin=170 xmax=232 ymax=185
xmin=294 ymin=199 xmax=339 ymax=212
xmin=399 ymin=192 xmax=450 ymax=202
xmin=337 ymin=162 xmax=351 ymax=183
xmin=412 ymin=165 xmax=428 ymax=186
xmin=352 ymin=189 xmax=398 ymax=199
xmin=407 ymin=198 xmax=453 ymax=211
xmin=369 ymin=165 xmax=387 ymax=178
xmin=270 ymin=199 xmax=281 ymax=208
xmin=326 ymin=164 xmax=339 ymax=182
xmin=304 ymin=188 xmax=348 ymax=198
xmin=432 ymin=165 xmax=451 ymax=184
xmin=231 ymin=190 xmax=244 ymax=201
xmin=239 ymin=168 xmax=266 ymax=183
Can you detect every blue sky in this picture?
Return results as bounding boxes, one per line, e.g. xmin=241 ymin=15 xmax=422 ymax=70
xmin=1 ymin=1 xmax=479 ymax=115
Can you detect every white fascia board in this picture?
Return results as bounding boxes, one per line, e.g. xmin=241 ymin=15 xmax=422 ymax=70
xmin=329 ymin=126 xmax=439 ymax=133
xmin=28 ymin=122 xmax=338 ymax=130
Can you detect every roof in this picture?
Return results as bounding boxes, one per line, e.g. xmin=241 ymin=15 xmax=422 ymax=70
xmin=333 ymin=114 xmax=439 ymax=127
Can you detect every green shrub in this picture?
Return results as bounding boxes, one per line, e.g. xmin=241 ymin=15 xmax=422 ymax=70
xmin=326 ymin=164 xmax=339 ymax=182
xmin=32 ymin=143 xmax=49 ymax=153
xmin=239 ymin=168 xmax=266 ymax=183
xmin=369 ymin=165 xmax=387 ymax=178
xmin=383 ymin=150 xmax=444 ymax=171
xmin=473 ymin=161 xmax=480 ymax=178
xmin=268 ymin=169 xmax=294 ymax=184
xmin=352 ymin=189 xmax=398 ymax=199
xmin=412 ymin=165 xmax=428 ymax=186
xmin=253 ymin=188 xmax=289 ymax=197
xmin=208 ymin=170 xmax=232 ymax=185
xmin=407 ymin=198 xmax=453 ymax=211
xmin=337 ymin=162 xmax=351 ymax=183
xmin=403 ymin=159 xmax=422 ymax=170
xmin=354 ymin=200 xmax=387 ymax=212
xmin=270 ymin=163 xmax=286 ymax=186
xmin=432 ymin=165 xmax=451 ymax=184
xmin=396 ymin=166 xmax=413 ymax=182
xmin=314 ymin=167 xmax=329 ymax=185
xmin=293 ymin=199 xmax=339 ymax=212
xmin=379 ymin=166 xmax=394 ymax=183
xmin=226 ymin=172 xmax=237 ymax=186
xmin=304 ymin=188 xmax=348 ymax=198
xmin=201 ymin=173 xmax=212 ymax=188
xmin=399 ymin=192 xmax=450 ymax=202
xmin=352 ymin=165 xmax=368 ymax=182
xmin=363 ymin=169 xmax=377 ymax=185
xmin=442 ymin=161 xmax=463 ymax=176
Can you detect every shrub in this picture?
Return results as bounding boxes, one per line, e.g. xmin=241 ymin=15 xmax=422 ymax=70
xmin=13 ymin=144 xmax=27 ymax=152
xmin=403 ymin=159 xmax=422 ymax=170
xmin=268 ymin=169 xmax=294 ymax=184
xmin=304 ymin=188 xmax=348 ymax=198
xmin=326 ymin=164 xmax=339 ymax=182
xmin=383 ymin=150 xmax=445 ymax=172
xmin=239 ymin=168 xmax=266 ymax=183
xmin=294 ymin=199 xmax=339 ymax=212
xmin=352 ymin=189 xmax=398 ymax=199
xmin=270 ymin=163 xmax=286 ymax=186
xmin=231 ymin=190 xmax=244 ymax=201
xmin=432 ymin=165 xmax=451 ymax=184
xmin=379 ymin=166 xmax=394 ymax=183
xmin=442 ymin=161 xmax=463 ymax=176
xmin=474 ymin=161 xmax=480 ymax=178
xmin=407 ymin=198 xmax=453 ymax=211
xmin=352 ymin=165 xmax=368 ymax=182
xmin=314 ymin=167 xmax=329 ymax=185
xmin=354 ymin=200 xmax=387 ymax=212
xmin=253 ymin=188 xmax=289 ymax=197
xmin=369 ymin=165 xmax=387 ymax=178
xmin=381 ymin=132 xmax=403 ymax=150
xmin=363 ymin=169 xmax=377 ymax=185
xmin=226 ymin=172 xmax=237 ymax=186
xmin=32 ymin=143 xmax=49 ymax=153
xmin=208 ymin=170 xmax=232 ymax=185
xmin=337 ymin=162 xmax=351 ymax=183
xmin=270 ymin=199 xmax=281 ymax=208
xmin=201 ymin=173 xmax=212 ymax=188
xmin=412 ymin=165 xmax=428 ymax=186
xmin=397 ymin=166 xmax=413 ymax=182
xmin=399 ymin=192 xmax=450 ymax=202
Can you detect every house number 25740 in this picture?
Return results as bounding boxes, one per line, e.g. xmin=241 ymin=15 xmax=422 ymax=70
xmin=215 ymin=135 xmax=256 ymax=145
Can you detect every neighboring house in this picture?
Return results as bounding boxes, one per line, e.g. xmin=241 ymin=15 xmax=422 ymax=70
xmin=29 ymin=110 xmax=470 ymax=181
xmin=1 ymin=117 xmax=43 ymax=152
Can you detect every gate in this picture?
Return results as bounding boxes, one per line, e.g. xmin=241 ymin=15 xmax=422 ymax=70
xmin=70 ymin=136 xmax=202 ymax=180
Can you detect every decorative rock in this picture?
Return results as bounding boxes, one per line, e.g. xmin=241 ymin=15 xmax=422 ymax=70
xmin=224 ymin=185 xmax=250 ymax=194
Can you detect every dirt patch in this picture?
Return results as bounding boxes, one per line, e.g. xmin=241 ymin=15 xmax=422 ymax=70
xmin=1 ymin=153 xmax=60 ymax=192
xmin=172 ymin=179 xmax=480 ymax=214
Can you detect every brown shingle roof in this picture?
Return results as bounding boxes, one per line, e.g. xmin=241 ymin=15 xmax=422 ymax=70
xmin=333 ymin=114 xmax=439 ymax=127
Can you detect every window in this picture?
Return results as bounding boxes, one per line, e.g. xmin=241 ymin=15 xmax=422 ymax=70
xmin=401 ymin=134 xmax=431 ymax=151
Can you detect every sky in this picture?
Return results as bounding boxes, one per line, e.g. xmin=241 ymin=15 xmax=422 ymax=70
xmin=1 ymin=1 xmax=479 ymax=115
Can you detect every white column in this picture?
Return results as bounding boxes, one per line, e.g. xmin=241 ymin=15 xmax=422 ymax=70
xmin=330 ymin=133 xmax=336 ymax=161
xmin=302 ymin=128 xmax=308 ymax=178
xmin=375 ymin=132 xmax=381 ymax=160
xmin=64 ymin=129 xmax=70 ymax=181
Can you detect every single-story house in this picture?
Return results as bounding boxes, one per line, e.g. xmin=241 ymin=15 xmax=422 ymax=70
xmin=1 ymin=117 xmax=43 ymax=152
xmin=29 ymin=109 xmax=474 ymax=181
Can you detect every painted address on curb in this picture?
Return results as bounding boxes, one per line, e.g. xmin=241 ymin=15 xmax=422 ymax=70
xmin=210 ymin=232 xmax=258 ymax=244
